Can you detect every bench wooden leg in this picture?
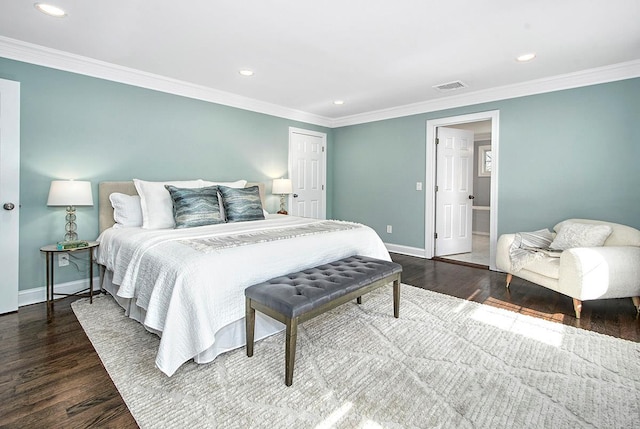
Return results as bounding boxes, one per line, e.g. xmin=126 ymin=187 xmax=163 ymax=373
xmin=246 ymin=297 xmax=255 ymax=357
xmin=393 ymin=278 xmax=400 ymax=318
xmin=285 ymin=316 xmax=298 ymax=386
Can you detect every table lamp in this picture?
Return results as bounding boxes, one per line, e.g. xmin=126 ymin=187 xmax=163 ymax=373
xmin=47 ymin=180 xmax=93 ymax=241
xmin=272 ymin=178 xmax=293 ymax=215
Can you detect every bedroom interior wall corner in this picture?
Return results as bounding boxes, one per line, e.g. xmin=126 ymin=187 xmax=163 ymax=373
xmin=0 ymin=57 xmax=331 ymax=295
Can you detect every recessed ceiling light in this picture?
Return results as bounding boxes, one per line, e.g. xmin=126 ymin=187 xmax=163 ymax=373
xmin=238 ymin=69 xmax=254 ymax=76
xmin=34 ymin=3 xmax=67 ymax=17
xmin=516 ymin=53 xmax=536 ymax=62
xmin=333 ymin=100 xmax=345 ymax=105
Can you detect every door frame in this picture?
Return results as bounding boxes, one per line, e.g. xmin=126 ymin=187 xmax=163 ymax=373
xmin=425 ymin=110 xmax=500 ymax=270
xmin=0 ymin=78 xmax=21 ymax=313
xmin=288 ymin=127 xmax=327 ymax=219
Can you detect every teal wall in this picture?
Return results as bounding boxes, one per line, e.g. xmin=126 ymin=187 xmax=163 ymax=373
xmin=0 ymin=57 xmax=332 ymax=291
xmin=332 ymin=78 xmax=640 ymax=249
xmin=3 ymin=54 xmax=639 ymax=292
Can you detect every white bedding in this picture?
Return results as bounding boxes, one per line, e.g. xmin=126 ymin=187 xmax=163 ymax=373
xmin=95 ymin=214 xmax=391 ymax=376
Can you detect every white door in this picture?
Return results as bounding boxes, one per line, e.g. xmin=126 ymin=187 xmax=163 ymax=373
xmin=288 ymin=128 xmax=326 ymax=219
xmin=0 ymin=78 xmax=20 ymax=314
xmin=435 ymin=127 xmax=474 ymax=256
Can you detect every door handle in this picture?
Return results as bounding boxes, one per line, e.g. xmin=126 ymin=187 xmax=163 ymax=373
xmin=293 ymin=194 xmax=299 ymax=198
xmin=3 ymin=202 xmax=15 ymax=210
xmin=468 ymin=195 xmax=475 ymax=200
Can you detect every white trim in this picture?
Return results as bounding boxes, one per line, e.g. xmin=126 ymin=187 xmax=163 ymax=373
xmin=0 ymin=36 xmax=333 ymax=128
xmin=288 ymin=127 xmax=328 ymax=219
xmin=18 ymin=276 xmax=101 ymax=307
xmin=332 ymin=60 xmax=640 ymax=127
xmin=385 ymin=243 xmax=426 ymax=258
xmin=425 ymin=111 xmax=500 ymax=270
xmin=2 ymin=36 xmax=639 ymax=129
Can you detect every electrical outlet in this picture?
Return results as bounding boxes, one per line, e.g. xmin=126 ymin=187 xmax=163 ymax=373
xmin=416 ymin=182 xmax=423 ymax=191
xmin=386 ymin=225 xmax=393 ymax=234
xmin=58 ymin=253 xmax=69 ymax=267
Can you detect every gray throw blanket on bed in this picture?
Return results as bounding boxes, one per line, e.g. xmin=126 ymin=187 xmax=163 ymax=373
xmin=181 ymin=220 xmax=360 ymax=253
xmin=509 ymin=229 xmax=554 ymax=272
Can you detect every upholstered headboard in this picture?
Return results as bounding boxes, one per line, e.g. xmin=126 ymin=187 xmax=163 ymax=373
xmin=98 ymin=181 xmax=266 ymax=233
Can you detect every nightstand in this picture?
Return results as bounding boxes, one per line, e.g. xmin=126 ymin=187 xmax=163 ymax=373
xmin=40 ymin=241 xmax=100 ymax=315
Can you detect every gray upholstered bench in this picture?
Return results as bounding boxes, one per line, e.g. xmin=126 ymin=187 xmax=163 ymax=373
xmin=245 ymin=255 xmax=402 ymax=386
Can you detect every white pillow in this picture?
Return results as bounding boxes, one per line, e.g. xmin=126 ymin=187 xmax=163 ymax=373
xmin=133 ymin=179 xmax=203 ymax=229
xmin=109 ymin=193 xmax=143 ymax=228
xmin=549 ymin=222 xmax=613 ymax=250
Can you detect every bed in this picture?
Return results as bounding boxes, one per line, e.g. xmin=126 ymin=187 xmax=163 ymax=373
xmin=95 ymin=180 xmax=392 ymax=376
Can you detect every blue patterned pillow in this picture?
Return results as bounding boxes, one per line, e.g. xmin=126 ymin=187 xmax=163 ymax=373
xmin=218 ymin=185 xmax=265 ymax=222
xmin=164 ymin=185 xmax=224 ymax=228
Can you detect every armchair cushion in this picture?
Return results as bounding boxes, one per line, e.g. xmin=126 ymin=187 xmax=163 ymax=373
xmin=554 ymin=219 xmax=640 ymax=247
xmin=549 ymin=222 xmax=612 ymax=250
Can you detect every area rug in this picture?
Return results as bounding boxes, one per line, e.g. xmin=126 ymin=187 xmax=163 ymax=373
xmin=72 ymin=285 xmax=640 ymax=429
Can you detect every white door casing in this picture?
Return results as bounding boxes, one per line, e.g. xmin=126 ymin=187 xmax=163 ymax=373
xmin=288 ymin=127 xmax=326 ymax=219
xmin=0 ymin=78 xmax=20 ymax=314
xmin=435 ymin=127 xmax=474 ymax=256
xmin=425 ymin=110 xmax=500 ymax=270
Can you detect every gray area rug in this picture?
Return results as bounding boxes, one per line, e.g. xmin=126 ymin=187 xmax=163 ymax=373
xmin=72 ymin=286 xmax=640 ymax=428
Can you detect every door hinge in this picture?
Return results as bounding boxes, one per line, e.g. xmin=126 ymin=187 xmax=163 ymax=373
xmin=322 ymin=184 xmax=324 ymax=190
xmin=434 ymin=233 xmax=438 ymax=239
xmin=322 ymin=146 xmax=325 ymax=152
xmin=435 ymin=185 xmax=439 ymax=192
xmin=435 ymin=137 xmax=440 ymax=145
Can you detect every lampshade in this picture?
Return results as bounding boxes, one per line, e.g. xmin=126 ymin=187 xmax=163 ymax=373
xmin=47 ymin=180 xmax=93 ymax=207
xmin=272 ymin=178 xmax=293 ymax=195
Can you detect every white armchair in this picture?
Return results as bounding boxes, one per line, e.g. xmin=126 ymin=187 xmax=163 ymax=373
xmin=496 ymin=219 xmax=640 ymax=318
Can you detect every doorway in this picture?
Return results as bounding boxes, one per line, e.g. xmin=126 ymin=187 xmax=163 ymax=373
xmin=425 ymin=111 xmax=499 ymax=270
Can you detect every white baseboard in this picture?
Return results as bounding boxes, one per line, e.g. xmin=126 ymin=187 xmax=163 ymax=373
xmin=472 ymin=231 xmax=490 ymax=236
xmin=385 ymin=243 xmax=427 ymax=258
xmin=19 ymin=276 xmax=101 ymax=307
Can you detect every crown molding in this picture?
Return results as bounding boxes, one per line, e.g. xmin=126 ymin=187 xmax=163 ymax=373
xmin=1 ymin=36 xmax=639 ymax=130
xmin=330 ymin=59 xmax=640 ymax=127
xmin=0 ymin=36 xmax=333 ymax=128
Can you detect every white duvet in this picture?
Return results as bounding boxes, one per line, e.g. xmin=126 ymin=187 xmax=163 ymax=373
xmin=95 ymin=215 xmax=390 ymax=376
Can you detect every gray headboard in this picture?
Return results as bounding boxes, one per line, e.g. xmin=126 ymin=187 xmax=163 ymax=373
xmin=98 ymin=181 xmax=266 ymax=233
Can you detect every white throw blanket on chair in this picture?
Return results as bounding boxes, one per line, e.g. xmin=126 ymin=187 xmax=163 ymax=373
xmin=509 ymin=229 xmax=554 ymax=272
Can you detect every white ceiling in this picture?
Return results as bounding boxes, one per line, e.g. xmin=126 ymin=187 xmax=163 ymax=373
xmin=1 ymin=0 xmax=639 ymax=125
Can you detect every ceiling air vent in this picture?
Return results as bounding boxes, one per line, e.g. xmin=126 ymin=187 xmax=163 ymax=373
xmin=433 ymin=80 xmax=467 ymax=92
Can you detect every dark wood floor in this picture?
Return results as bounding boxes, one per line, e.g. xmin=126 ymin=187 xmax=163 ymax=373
xmin=1 ymin=255 xmax=638 ymax=428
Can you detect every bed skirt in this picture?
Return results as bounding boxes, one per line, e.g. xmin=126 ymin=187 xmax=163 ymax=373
xmin=100 ymin=268 xmax=285 ymax=370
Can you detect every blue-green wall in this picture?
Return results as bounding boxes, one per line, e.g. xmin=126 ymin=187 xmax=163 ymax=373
xmin=0 ymin=57 xmax=332 ymax=291
xmin=3 ymin=54 xmax=639 ymax=292
xmin=332 ymin=78 xmax=640 ymax=248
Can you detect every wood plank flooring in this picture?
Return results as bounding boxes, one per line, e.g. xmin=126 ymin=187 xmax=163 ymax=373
xmin=1 ymin=255 xmax=638 ymax=428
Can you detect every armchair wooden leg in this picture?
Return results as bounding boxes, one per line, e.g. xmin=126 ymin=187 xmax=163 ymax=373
xmin=505 ymin=273 xmax=512 ymax=289
xmin=573 ymin=298 xmax=582 ymax=319
xmin=632 ymin=297 xmax=640 ymax=314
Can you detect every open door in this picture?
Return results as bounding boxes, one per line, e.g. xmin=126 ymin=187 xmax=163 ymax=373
xmin=435 ymin=126 xmax=474 ymax=256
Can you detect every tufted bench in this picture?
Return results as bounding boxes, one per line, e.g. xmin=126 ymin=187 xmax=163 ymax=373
xmin=245 ymin=255 xmax=402 ymax=386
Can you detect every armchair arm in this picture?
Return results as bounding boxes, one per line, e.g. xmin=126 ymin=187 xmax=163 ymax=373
xmin=559 ymin=246 xmax=640 ymax=300
xmin=496 ymin=234 xmax=516 ymax=273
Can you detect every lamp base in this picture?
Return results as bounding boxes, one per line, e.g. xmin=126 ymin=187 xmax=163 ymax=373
xmin=64 ymin=206 xmax=78 ymax=242
xmin=277 ymin=210 xmax=288 ymax=215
